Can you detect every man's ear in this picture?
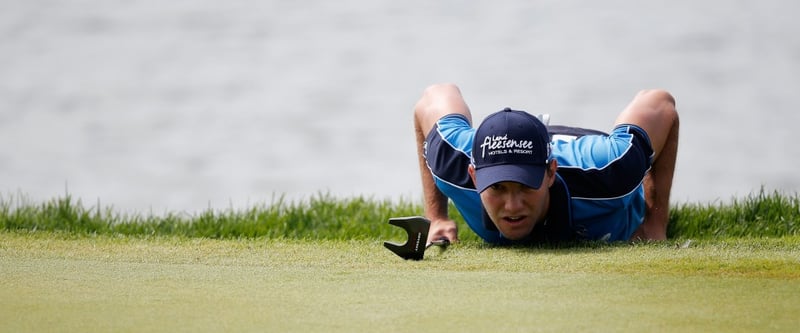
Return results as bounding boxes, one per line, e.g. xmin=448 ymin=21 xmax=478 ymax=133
xmin=468 ymin=164 xmax=477 ymax=184
xmin=546 ymin=159 xmax=558 ymax=188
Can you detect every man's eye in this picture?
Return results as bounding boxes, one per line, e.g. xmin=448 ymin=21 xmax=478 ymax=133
xmin=489 ymin=184 xmax=503 ymax=191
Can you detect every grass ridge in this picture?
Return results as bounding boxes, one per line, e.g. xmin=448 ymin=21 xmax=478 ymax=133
xmin=669 ymin=188 xmax=800 ymax=238
xmin=2 ymin=189 xmax=799 ymax=240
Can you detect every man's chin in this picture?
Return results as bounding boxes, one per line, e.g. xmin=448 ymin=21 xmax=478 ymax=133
xmin=497 ymin=223 xmax=535 ymax=240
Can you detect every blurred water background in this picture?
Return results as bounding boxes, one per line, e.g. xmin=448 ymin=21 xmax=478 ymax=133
xmin=2 ymin=0 xmax=799 ymax=214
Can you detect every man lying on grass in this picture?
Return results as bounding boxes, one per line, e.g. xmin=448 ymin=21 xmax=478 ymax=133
xmin=413 ymin=84 xmax=680 ymax=245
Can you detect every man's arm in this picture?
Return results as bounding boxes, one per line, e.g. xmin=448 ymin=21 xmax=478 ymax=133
xmin=412 ymin=84 xmax=474 ymax=243
xmin=415 ymin=132 xmax=458 ymax=244
xmin=615 ymin=89 xmax=679 ymax=240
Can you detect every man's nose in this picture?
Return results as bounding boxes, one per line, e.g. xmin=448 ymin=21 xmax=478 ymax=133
xmin=503 ymin=190 xmax=525 ymax=211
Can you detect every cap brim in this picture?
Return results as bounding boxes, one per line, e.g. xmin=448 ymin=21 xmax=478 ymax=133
xmin=474 ymin=164 xmax=546 ymax=193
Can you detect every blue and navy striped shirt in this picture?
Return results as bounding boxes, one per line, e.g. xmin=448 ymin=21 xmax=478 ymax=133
xmin=424 ymin=114 xmax=654 ymax=244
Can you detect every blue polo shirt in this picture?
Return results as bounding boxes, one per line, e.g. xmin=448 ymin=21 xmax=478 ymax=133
xmin=423 ymin=114 xmax=654 ymax=244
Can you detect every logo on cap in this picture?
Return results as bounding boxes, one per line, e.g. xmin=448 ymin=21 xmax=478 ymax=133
xmin=471 ymin=108 xmax=551 ymax=192
xmin=479 ymin=134 xmax=535 ymax=159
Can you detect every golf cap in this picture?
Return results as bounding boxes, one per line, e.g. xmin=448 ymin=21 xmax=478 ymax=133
xmin=472 ymin=108 xmax=551 ymax=193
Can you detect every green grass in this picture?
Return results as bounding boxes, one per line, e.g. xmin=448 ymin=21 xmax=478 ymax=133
xmin=2 ymin=232 xmax=799 ymax=332
xmin=3 ymin=188 xmax=799 ymax=241
xmin=669 ymin=189 xmax=800 ymax=238
xmin=0 ymin=192 xmax=436 ymax=241
xmin=2 ymin=190 xmax=800 ymax=332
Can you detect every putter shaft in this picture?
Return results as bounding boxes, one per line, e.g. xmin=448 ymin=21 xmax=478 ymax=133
xmin=426 ymin=238 xmax=450 ymax=249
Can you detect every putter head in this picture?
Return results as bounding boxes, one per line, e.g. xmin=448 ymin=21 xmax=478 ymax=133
xmin=383 ymin=216 xmax=430 ymax=260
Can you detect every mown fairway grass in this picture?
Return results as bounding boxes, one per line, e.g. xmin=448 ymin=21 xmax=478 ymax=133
xmin=2 ymin=191 xmax=800 ymax=332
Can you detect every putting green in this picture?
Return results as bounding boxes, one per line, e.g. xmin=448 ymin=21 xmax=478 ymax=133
xmin=1 ymin=232 xmax=798 ymax=332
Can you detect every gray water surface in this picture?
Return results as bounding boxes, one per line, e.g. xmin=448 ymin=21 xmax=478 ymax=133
xmin=2 ymin=0 xmax=799 ymax=213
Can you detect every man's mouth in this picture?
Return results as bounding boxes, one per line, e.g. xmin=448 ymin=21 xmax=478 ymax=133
xmin=503 ymin=216 xmax=527 ymax=224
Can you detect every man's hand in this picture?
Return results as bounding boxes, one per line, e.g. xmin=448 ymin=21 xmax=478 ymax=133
xmin=427 ymin=218 xmax=458 ymax=244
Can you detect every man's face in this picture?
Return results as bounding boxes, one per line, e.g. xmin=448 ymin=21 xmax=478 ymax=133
xmin=479 ymin=181 xmax=550 ymax=240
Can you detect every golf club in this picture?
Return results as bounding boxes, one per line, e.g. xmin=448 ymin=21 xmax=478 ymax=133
xmin=383 ymin=216 xmax=450 ymax=260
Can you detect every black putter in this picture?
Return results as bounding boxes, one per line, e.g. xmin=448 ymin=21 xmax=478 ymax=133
xmin=384 ymin=216 xmax=450 ymax=260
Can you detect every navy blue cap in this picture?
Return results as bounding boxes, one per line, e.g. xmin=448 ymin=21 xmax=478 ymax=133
xmin=472 ymin=108 xmax=551 ymax=193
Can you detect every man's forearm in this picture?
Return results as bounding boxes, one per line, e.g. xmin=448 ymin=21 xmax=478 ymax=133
xmin=420 ymin=166 xmax=449 ymax=222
